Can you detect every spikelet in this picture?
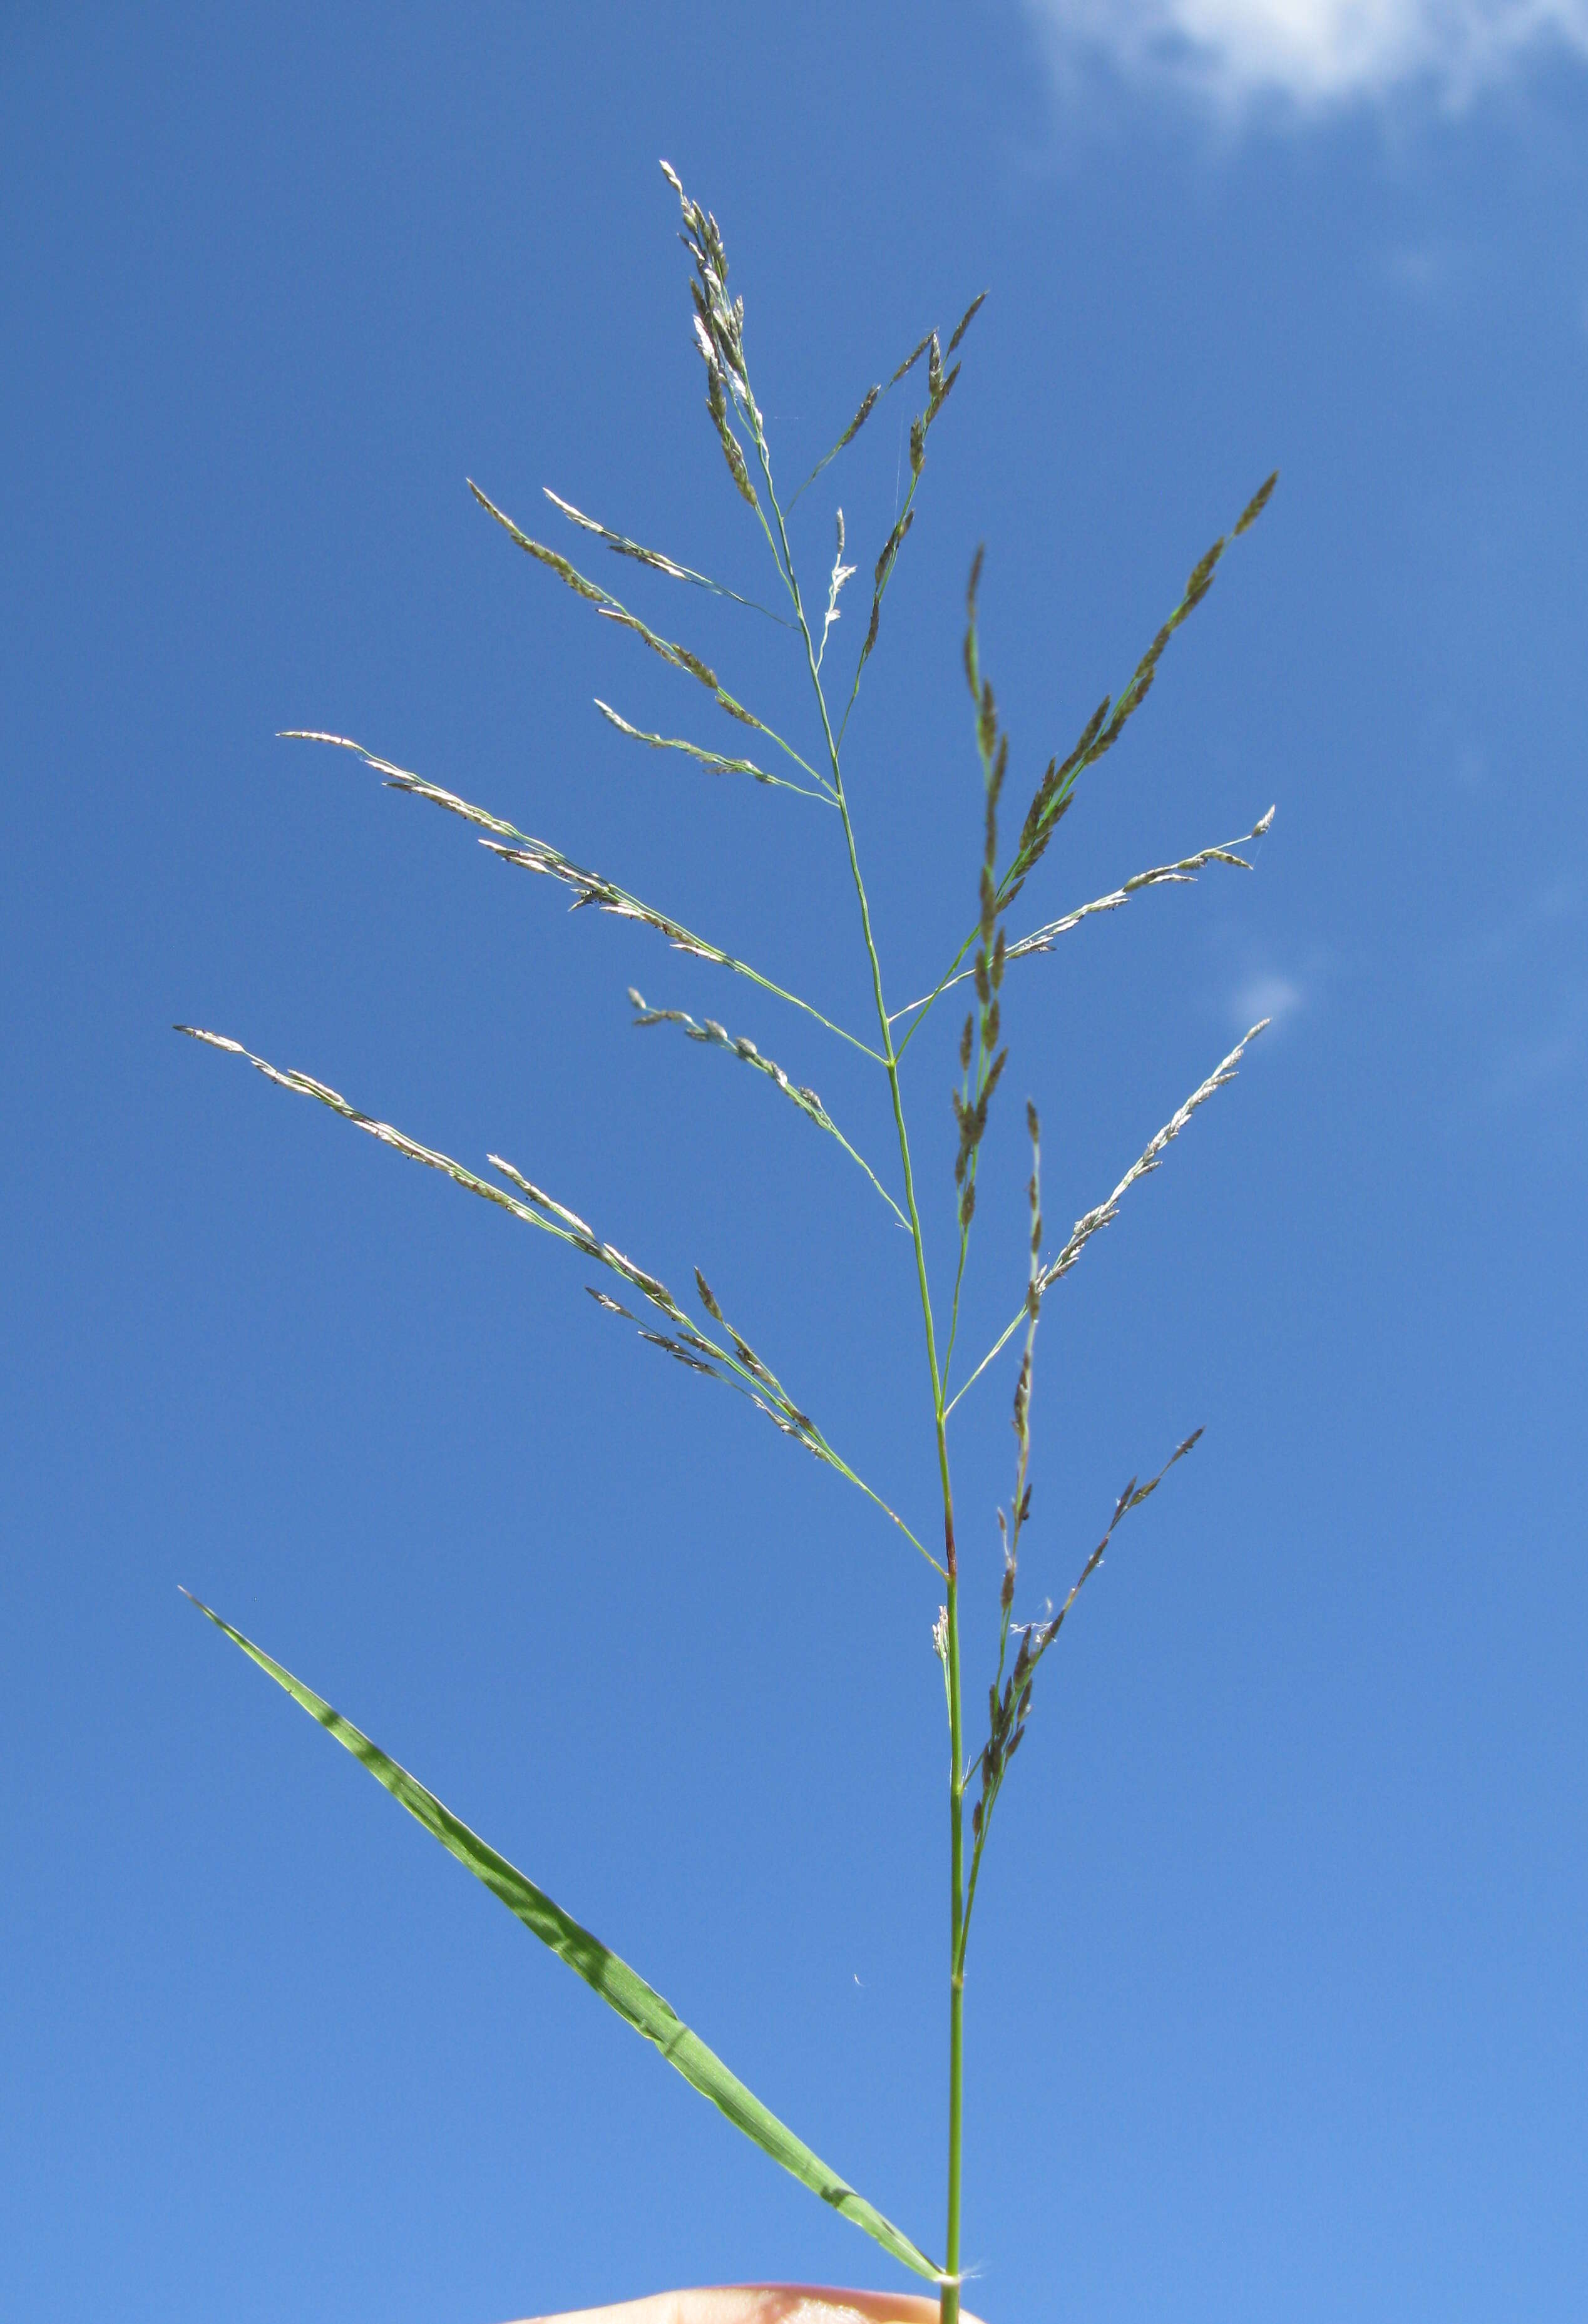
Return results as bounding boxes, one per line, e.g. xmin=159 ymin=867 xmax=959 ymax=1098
xmin=945 ymin=290 xmax=988 ymax=356
xmin=856 ymin=507 xmax=916 ymax=674
xmin=1234 ymin=469 xmax=1279 ymax=534
xmin=836 ymin=384 xmax=881 ymax=447
xmin=706 ymin=357 xmax=759 ymax=506
xmin=889 ymin=331 xmax=933 ymax=385
xmin=791 ymin=385 xmax=883 ymax=508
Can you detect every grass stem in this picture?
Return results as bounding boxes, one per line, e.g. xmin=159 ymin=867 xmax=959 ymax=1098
xmin=749 ymin=435 xmax=967 ymax=2324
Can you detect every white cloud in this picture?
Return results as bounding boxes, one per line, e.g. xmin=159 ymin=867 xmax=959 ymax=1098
xmin=1232 ymin=970 xmax=1306 ymax=1027
xmin=1023 ymin=0 xmax=1588 ymax=112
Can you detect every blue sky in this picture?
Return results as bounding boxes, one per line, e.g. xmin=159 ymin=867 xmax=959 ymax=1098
xmin=3 ymin=7 xmax=1584 ymax=2322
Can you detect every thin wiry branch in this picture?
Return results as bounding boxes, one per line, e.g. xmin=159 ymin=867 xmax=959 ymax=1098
xmin=833 ymin=315 xmax=980 ymax=750
xmin=1016 ymin=1429 xmax=1204 ymax=1670
xmin=891 ymin=809 xmax=1274 ymax=1045
xmin=593 ymin=700 xmax=834 ymax=803
xmin=1034 ymin=1021 xmax=1268 ymax=1295
xmin=280 ymin=733 xmax=879 ymax=1062
xmin=542 ymin=489 xmax=791 ymax=625
xmin=946 ymin=1021 xmax=1269 ymax=1418
xmin=1005 ymin=810 xmax=1274 ymax=965
xmin=787 ymin=293 xmax=985 ymax=512
xmin=175 ymin=1027 xmax=696 ymax=1316
xmin=956 ymin=1426 xmax=1203 ymax=1954
xmin=628 ymin=989 xmax=909 ymax=1230
xmin=469 ymin=480 xmax=824 ymax=791
xmin=996 ymin=473 xmax=1279 ymax=914
xmin=175 ymin=1027 xmax=936 ymax=1572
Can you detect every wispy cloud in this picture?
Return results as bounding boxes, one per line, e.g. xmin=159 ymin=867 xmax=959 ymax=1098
xmin=1376 ymin=237 xmax=1486 ymax=311
xmin=1231 ymin=969 xmax=1306 ymax=1029
xmin=1022 ymin=0 xmax=1588 ymax=114
xmin=1422 ymin=875 xmax=1587 ymax=1106
xmin=1473 ymin=873 xmax=1585 ymax=966
xmin=1487 ymin=984 xmax=1587 ymax=1101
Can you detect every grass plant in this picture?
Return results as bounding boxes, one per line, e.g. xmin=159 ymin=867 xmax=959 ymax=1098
xmin=180 ymin=164 xmax=1278 ymax=2315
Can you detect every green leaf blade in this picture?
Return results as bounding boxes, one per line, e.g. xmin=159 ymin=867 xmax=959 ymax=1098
xmin=183 ymin=1590 xmax=941 ymax=2286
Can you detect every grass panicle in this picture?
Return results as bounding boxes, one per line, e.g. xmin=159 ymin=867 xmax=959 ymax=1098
xmin=832 ymin=307 xmax=985 ymax=727
xmin=173 ymin=1026 xmax=695 ymax=1317
xmin=661 ymin=157 xmax=804 ymax=611
xmin=187 ymin=170 xmax=1280 ymax=2323
xmin=956 ymin=1429 xmax=1206 ymax=1892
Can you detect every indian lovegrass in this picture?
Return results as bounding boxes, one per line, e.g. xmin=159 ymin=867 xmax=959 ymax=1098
xmin=179 ymin=162 xmax=1279 ymax=2314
